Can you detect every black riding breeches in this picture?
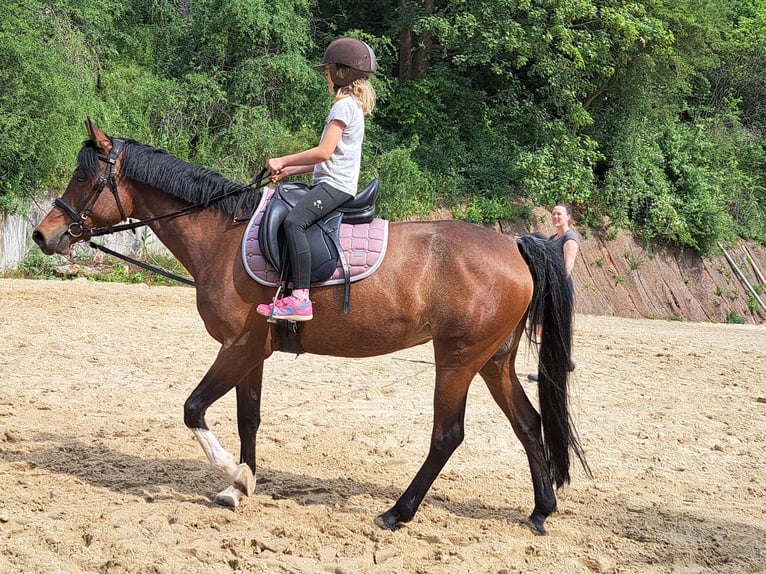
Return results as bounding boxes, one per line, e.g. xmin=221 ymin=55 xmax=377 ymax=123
xmin=282 ymin=182 xmax=351 ymax=289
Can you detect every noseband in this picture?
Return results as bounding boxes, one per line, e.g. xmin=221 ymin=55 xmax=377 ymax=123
xmin=55 ymin=138 xmax=128 ymax=240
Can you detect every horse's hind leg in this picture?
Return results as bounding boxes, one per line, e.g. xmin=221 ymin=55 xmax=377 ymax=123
xmin=479 ymin=334 xmax=556 ymax=535
xmin=376 ymin=359 xmax=474 ymax=531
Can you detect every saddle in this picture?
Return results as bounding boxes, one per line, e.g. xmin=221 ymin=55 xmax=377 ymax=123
xmin=258 ymin=179 xmax=380 ymax=312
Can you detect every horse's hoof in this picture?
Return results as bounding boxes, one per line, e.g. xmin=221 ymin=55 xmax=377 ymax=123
xmin=524 ymin=515 xmax=547 ymax=536
xmin=231 ymin=463 xmax=255 ymax=497
xmin=374 ymin=512 xmax=399 ymax=531
xmin=215 ymin=485 xmax=242 ymax=508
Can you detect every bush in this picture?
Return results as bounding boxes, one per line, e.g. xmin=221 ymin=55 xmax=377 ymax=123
xmin=7 ymin=249 xmax=64 ymax=280
xmin=6 ymin=245 xmax=191 ymax=286
xmin=372 ymin=142 xmax=437 ymax=220
xmin=725 ymin=311 xmax=745 ymax=324
xmin=0 ymin=2 xmax=103 ymax=212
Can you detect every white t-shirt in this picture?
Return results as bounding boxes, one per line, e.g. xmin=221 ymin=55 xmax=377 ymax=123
xmin=312 ymin=96 xmax=364 ymax=197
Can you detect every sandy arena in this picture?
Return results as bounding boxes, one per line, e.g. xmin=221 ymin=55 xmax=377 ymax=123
xmin=0 ymin=278 xmax=764 ymax=573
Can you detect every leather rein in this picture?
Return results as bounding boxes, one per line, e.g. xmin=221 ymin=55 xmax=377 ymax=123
xmin=55 ymin=138 xmax=268 ymax=287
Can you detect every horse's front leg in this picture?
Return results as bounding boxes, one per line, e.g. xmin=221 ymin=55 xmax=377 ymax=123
xmin=236 ymin=361 xmax=263 ymax=471
xmin=215 ymin=363 xmax=264 ymax=508
xmin=184 ymin=345 xmax=261 ymax=503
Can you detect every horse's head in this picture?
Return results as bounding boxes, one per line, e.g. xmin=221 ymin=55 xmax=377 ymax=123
xmin=33 ymin=119 xmax=134 ymax=255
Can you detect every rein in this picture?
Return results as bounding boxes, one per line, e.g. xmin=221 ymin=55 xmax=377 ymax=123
xmin=88 ymin=240 xmax=196 ymax=286
xmin=57 ymin=140 xmax=269 ymax=287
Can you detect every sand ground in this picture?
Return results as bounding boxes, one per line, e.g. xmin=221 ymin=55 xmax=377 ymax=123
xmin=1 ymin=278 xmax=764 ymax=573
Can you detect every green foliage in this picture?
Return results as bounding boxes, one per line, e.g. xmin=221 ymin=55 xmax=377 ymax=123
xmin=0 ymin=1 xmax=103 ymax=212
xmin=97 ymin=66 xmax=185 ymax=145
xmin=514 ymin=129 xmax=601 ymax=207
xmin=599 ymin=115 xmax=757 ymax=253
xmin=725 ymin=311 xmax=745 ymax=324
xmin=624 ymin=250 xmax=642 ymax=271
xmin=371 ymin=140 xmax=437 ymax=220
xmin=6 ymin=247 xmax=191 ymax=286
xmin=661 ymin=121 xmax=741 ymax=253
xmin=8 ymin=249 xmax=63 ymax=279
xmin=209 ymin=105 xmax=316 ymax=182
xmin=453 ymin=195 xmax=533 ymax=225
xmin=608 ymin=268 xmax=626 ymax=286
xmin=2 ymin=0 xmax=765 ymax=254
xmin=377 ymin=71 xmax=493 ymax=184
xmin=186 ymin=0 xmax=319 ymax=123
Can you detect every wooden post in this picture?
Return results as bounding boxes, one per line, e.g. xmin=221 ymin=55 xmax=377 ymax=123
xmin=742 ymin=244 xmax=766 ymax=286
xmin=718 ymin=243 xmax=766 ymax=313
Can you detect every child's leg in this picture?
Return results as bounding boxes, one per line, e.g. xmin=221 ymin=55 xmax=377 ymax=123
xmin=282 ymin=183 xmax=350 ymax=290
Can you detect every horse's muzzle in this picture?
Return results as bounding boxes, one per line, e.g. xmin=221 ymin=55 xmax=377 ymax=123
xmin=32 ymin=227 xmax=72 ymax=256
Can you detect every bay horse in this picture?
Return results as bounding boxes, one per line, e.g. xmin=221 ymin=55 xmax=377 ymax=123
xmin=33 ymin=120 xmax=588 ymax=535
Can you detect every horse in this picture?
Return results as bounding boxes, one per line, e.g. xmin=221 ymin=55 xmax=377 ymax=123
xmin=33 ymin=120 xmax=588 ymax=535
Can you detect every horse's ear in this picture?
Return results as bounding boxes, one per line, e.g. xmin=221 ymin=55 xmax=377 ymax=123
xmin=84 ymin=118 xmax=111 ymax=153
xmin=85 ymin=117 xmax=96 ymax=138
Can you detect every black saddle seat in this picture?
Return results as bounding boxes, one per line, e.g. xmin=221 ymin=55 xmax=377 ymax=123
xmin=258 ymin=178 xmax=380 ymax=315
xmin=274 ymin=179 xmax=379 ymax=224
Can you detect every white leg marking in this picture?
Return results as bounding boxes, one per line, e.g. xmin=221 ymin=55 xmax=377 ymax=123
xmin=192 ymin=428 xmax=237 ymax=474
xmin=192 ymin=428 xmax=255 ymax=496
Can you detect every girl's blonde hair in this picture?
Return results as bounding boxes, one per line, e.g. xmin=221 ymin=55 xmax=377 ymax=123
xmin=335 ymin=78 xmax=376 ymax=116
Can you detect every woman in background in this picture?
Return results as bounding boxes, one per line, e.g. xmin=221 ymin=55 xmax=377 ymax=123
xmin=528 ymin=204 xmax=579 ymax=381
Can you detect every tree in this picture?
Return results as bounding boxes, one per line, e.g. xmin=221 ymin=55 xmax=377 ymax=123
xmin=2 ymin=0 xmax=764 ymax=249
xmin=0 ymin=1 xmax=103 ymax=212
xmin=398 ymin=0 xmax=435 ymax=81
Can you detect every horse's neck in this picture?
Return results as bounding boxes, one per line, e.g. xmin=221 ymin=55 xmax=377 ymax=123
xmin=134 ymin=185 xmax=240 ymax=281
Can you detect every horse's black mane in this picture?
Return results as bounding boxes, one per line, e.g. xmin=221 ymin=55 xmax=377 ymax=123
xmin=77 ymin=138 xmax=260 ymax=217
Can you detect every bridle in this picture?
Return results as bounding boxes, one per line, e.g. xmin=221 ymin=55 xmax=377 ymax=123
xmin=53 ymin=138 xmax=270 ymax=286
xmin=55 ymin=138 xmax=129 ymax=241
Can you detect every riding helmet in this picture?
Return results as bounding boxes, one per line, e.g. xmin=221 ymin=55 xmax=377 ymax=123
xmin=313 ymin=38 xmax=377 ymax=88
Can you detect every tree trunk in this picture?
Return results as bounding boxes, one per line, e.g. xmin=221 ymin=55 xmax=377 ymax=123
xmin=399 ymin=0 xmax=414 ymax=83
xmin=179 ymin=0 xmax=192 ymax=20
xmin=412 ymin=0 xmax=433 ymax=80
xmin=398 ymin=0 xmax=434 ymax=82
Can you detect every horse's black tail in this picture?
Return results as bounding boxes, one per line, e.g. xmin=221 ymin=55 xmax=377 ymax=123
xmin=516 ymin=234 xmax=591 ymax=488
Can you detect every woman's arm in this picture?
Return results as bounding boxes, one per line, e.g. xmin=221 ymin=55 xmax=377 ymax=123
xmin=562 ymin=239 xmax=579 ymax=276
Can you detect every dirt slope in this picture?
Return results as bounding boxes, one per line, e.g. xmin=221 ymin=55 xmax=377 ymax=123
xmin=497 ymin=213 xmax=766 ymax=324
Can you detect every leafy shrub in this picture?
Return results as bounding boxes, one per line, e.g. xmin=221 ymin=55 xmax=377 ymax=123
xmin=373 ymin=142 xmax=437 ymax=220
xmin=8 ymin=249 xmax=64 ymax=280
xmin=0 ymin=2 xmax=102 ymax=213
xmin=725 ymin=311 xmax=745 ymax=324
xmin=6 ymin=246 xmax=191 ymax=287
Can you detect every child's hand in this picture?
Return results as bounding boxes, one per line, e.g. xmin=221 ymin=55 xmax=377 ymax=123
xmin=269 ymin=171 xmax=288 ymax=183
xmin=266 ymin=158 xmax=286 ymax=182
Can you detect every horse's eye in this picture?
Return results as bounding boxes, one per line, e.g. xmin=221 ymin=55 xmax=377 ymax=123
xmin=75 ymin=171 xmax=88 ymax=183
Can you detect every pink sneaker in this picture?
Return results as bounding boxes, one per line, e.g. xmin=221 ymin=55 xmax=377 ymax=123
xmin=256 ymin=297 xmax=284 ymax=318
xmin=269 ymin=295 xmax=313 ymax=321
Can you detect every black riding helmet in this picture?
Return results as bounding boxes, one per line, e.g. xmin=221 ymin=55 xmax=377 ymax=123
xmin=312 ymin=37 xmax=377 ymax=88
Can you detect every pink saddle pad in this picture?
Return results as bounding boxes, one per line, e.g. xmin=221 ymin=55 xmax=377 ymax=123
xmin=241 ymin=188 xmax=389 ymax=287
